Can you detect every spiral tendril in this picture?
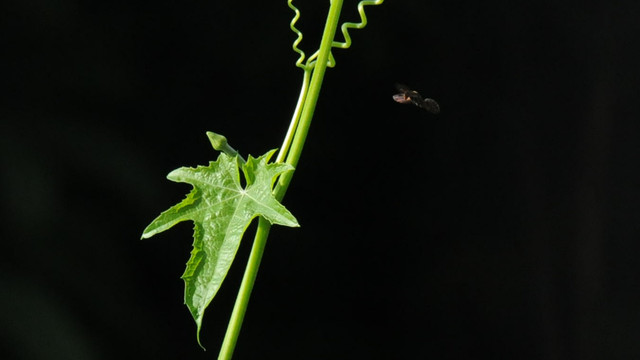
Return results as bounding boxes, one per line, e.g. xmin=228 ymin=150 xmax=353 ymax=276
xmin=332 ymin=0 xmax=384 ymax=50
xmin=287 ymin=0 xmax=307 ymax=70
xmin=288 ymin=0 xmax=384 ymax=71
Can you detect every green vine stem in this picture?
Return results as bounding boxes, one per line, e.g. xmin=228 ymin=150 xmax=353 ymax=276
xmin=217 ymin=0 xmax=383 ymax=358
xmin=275 ymin=70 xmax=310 ymax=164
xmin=217 ymin=217 xmax=272 ymax=359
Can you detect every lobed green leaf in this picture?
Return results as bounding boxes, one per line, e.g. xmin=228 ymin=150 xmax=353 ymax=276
xmin=141 ymin=149 xmax=298 ymax=346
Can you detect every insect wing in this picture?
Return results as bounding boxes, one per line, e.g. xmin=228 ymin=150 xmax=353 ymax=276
xmin=395 ymin=83 xmax=411 ymax=93
xmin=420 ymin=98 xmax=441 ymax=114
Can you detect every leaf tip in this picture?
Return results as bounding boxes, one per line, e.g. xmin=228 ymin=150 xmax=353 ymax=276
xmin=166 ymin=167 xmax=184 ymax=182
xmin=140 ymin=225 xmax=156 ymax=240
xmin=289 ymin=220 xmax=301 ymax=228
xmin=195 ymin=317 xmax=207 ymax=351
xmin=197 ymin=334 xmax=207 ymax=351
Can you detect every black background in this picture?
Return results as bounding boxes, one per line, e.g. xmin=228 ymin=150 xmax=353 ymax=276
xmin=3 ymin=0 xmax=640 ymax=359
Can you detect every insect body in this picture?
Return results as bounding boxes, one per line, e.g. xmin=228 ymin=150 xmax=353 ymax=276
xmin=393 ymin=84 xmax=440 ymax=114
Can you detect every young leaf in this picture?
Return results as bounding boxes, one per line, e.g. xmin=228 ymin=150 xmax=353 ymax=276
xmin=141 ymin=150 xmax=299 ymax=346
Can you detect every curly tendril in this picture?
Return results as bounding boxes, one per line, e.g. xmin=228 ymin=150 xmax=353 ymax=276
xmin=288 ymin=0 xmax=384 ymax=70
xmin=287 ymin=0 xmax=306 ymax=70
xmin=332 ymin=0 xmax=384 ymax=49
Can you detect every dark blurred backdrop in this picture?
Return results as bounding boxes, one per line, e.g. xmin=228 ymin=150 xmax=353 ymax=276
xmin=2 ymin=0 xmax=640 ymax=359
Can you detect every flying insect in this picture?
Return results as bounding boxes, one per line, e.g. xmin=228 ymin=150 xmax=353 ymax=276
xmin=393 ymin=84 xmax=440 ymax=114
